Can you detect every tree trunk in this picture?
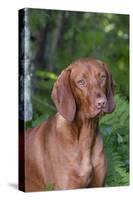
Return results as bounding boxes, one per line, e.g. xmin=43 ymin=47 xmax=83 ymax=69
xmin=19 ymin=8 xmax=33 ymax=122
xmin=48 ymin=13 xmax=64 ymax=70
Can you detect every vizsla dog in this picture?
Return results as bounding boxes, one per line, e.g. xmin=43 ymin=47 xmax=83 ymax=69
xmin=25 ymin=58 xmax=115 ymax=192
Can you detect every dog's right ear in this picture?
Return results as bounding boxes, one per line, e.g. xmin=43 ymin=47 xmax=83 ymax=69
xmin=51 ymin=69 xmax=76 ymax=122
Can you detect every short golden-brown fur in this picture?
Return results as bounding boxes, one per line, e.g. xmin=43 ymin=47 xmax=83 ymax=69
xmin=24 ymin=58 xmax=115 ymax=192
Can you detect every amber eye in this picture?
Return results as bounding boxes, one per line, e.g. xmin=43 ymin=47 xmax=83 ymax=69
xmin=99 ymin=74 xmax=106 ymax=81
xmin=77 ymin=79 xmax=85 ymax=86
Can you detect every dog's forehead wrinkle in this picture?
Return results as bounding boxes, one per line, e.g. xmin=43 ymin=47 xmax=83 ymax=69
xmin=70 ymin=65 xmax=86 ymax=78
xmin=71 ymin=66 xmax=100 ymax=82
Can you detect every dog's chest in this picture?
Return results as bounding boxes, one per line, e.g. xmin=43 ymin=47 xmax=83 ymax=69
xmin=66 ymin=147 xmax=93 ymax=186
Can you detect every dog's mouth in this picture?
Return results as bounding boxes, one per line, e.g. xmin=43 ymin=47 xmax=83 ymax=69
xmin=86 ymin=108 xmax=107 ymax=119
xmin=96 ymin=107 xmax=108 ymax=116
xmin=98 ymin=110 xmax=105 ymax=116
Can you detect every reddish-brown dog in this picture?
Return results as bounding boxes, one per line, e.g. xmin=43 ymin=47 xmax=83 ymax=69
xmin=25 ymin=58 xmax=115 ymax=192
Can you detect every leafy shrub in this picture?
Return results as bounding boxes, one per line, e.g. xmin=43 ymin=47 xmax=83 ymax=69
xmin=100 ymin=94 xmax=129 ymax=186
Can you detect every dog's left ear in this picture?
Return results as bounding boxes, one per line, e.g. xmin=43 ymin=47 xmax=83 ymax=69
xmin=51 ymin=69 xmax=76 ymax=122
xmin=107 ymin=72 xmax=116 ymax=113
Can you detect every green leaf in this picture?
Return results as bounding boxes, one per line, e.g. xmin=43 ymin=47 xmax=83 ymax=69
xmin=44 ymin=183 xmax=54 ymax=191
xmin=117 ymin=133 xmax=123 ymax=144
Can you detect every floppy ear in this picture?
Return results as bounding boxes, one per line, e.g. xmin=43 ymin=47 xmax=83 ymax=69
xmin=51 ymin=69 xmax=76 ymax=122
xmin=107 ymin=72 xmax=116 ymax=113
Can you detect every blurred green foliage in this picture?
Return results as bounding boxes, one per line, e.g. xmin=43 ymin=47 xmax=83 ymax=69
xmin=26 ymin=9 xmax=129 ymax=187
xmin=100 ymin=94 xmax=129 ymax=186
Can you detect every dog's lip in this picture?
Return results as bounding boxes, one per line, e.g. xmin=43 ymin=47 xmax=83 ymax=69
xmin=96 ymin=108 xmax=107 ymax=116
xmin=86 ymin=107 xmax=107 ymax=118
xmin=98 ymin=110 xmax=105 ymax=116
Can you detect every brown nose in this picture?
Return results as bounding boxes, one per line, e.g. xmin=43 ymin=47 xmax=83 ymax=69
xmin=96 ymin=97 xmax=107 ymax=109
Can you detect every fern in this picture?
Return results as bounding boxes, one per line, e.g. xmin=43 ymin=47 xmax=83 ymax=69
xmin=100 ymin=94 xmax=129 ymax=186
xmin=101 ymin=94 xmax=129 ymax=127
xmin=105 ymin=146 xmax=129 ymax=186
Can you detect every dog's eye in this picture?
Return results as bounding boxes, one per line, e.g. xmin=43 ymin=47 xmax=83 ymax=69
xmin=100 ymin=74 xmax=106 ymax=81
xmin=77 ymin=79 xmax=85 ymax=86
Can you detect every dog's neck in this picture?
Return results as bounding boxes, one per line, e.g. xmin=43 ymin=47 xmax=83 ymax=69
xmin=56 ymin=112 xmax=99 ymax=149
xmin=74 ymin=111 xmax=99 ymax=149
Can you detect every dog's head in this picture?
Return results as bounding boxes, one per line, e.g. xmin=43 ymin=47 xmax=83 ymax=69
xmin=51 ymin=58 xmax=115 ymax=121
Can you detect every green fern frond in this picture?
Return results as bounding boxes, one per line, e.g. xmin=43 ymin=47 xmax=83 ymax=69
xmin=100 ymin=94 xmax=129 ymax=186
xmin=101 ymin=94 xmax=129 ymax=128
xmin=105 ymin=146 xmax=129 ymax=186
